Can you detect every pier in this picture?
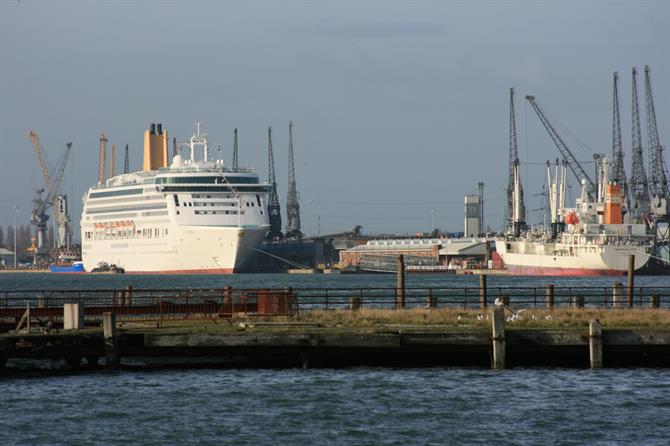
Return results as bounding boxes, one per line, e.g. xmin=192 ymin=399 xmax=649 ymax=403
xmin=1 ymin=280 xmax=670 ymax=374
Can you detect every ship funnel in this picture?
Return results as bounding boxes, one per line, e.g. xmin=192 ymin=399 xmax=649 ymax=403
xmin=143 ymin=122 xmax=169 ymax=171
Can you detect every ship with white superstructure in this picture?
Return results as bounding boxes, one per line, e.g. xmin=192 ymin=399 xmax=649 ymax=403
xmin=496 ymin=158 xmax=653 ymax=276
xmin=80 ymin=123 xmax=270 ymax=273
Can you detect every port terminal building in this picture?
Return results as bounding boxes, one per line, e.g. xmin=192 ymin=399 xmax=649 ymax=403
xmin=339 ymin=238 xmax=492 ymax=271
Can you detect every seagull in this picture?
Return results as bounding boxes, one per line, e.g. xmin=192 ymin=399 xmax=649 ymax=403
xmin=545 ymin=314 xmax=554 ymax=321
xmin=494 ymin=297 xmax=504 ymax=307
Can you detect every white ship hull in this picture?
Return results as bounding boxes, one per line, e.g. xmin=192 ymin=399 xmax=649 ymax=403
xmin=82 ymin=226 xmax=267 ymax=273
xmin=495 ymin=239 xmax=650 ymax=276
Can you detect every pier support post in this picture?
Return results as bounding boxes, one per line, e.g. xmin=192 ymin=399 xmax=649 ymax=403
xmin=627 ymin=255 xmax=635 ymax=308
xmin=479 ymin=274 xmax=487 ymax=310
xmin=491 ymin=308 xmax=505 ymax=370
xmin=545 ymin=284 xmax=554 ymax=309
xmin=589 ymin=319 xmax=602 ymax=369
xmin=613 ymin=282 xmax=623 ymax=308
xmin=103 ymin=312 xmax=120 ymax=371
xmin=396 ymin=255 xmax=405 ymax=309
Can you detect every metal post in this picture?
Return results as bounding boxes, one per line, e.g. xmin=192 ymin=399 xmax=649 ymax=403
xmin=479 ymin=274 xmax=487 ymax=310
xmin=589 ymin=319 xmax=602 ymax=369
xmin=396 ymin=255 xmax=405 ymax=309
xmin=491 ymin=307 xmax=505 ymax=370
xmin=103 ymin=312 xmax=120 ymax=370
xmin=545 ymin=284 xmax=554 ymax=309
xmin=627 ymin=255 xmax=635 ymax=308
xmin=613 ymin=281 xmax=623 ymax=308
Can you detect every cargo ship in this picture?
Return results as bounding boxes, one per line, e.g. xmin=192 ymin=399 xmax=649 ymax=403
xmin=496 ymin=160 xmax=653 ymax=276
xmin=80 ymin=123 xmax=270 ymax=273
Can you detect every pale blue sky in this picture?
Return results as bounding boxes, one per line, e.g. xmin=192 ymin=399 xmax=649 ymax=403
xmin=1 ymin=0 xmax=668 ymax=238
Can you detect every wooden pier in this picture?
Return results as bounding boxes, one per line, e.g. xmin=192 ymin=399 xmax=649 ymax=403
xmin=2 ymin=312 xmax=670 ymax=374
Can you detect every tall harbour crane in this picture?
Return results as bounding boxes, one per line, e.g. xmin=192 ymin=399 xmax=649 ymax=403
xmin=644 ymin=65 xmax=669 ymax=216
xmin=285 ymin=121 xmax=302 ymax=239
xmin=266 ymin=126 xmax=283 ymax=240
xmin=28 ymin=131 xmax=73 ymax=257
xmin=610 ymin=71 xmax=630 ymax=219
xmin=629 ymin=67 xmax=651 ymax=220
xmin=525 ymin=95 xmax=596 ymax=193
xmin=506 ymin=88 xmax=526 ymax=235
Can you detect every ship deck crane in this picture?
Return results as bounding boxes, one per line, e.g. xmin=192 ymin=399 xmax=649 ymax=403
xmin=525 ymin=95 xmax=596 ymax=195
xmin=28 ymin=131 xmax=73 ymax=258
xmin=630 ymin=67 xmax=651 ymax=220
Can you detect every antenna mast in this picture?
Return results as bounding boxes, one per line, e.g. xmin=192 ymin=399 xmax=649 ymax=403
xmin=233 ymin=128 xmax=239 ymax=171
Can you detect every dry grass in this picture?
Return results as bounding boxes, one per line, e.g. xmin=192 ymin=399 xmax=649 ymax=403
xmin=118 ymin=307 xmax=670 ymax=331
xmin=290 ymin=307 xmax=670 ymax=329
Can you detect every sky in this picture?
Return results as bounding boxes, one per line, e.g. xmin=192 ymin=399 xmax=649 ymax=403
xmin=0 ymin=0 xmax=668 ymax=240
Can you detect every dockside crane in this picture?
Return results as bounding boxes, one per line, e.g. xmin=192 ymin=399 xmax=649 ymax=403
xmin=28 ymin=131 xmax=73 ymax=257
xmin=629 ymin=67 xmax=651 ymax=220
xmin=285 ymin=121 xmax=302 ymax=239
xmin=611 ymin=73 xmax=628 ymax=191
xmin=506 ymin=88 xmax=526 ymax=236
xmin=644 ymin=65 xmax=669 ymax=216
xmin=525 ymin=95 xmax=596 ymax=194
xmin=266 ymin=126 xmax=283 ymax=240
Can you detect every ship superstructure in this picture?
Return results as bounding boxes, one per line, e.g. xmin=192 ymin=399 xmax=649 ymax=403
xmin=80 ymin=124 xmax=270 ymax=273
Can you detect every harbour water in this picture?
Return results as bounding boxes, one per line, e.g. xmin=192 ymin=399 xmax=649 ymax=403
xmin=1 ymin=367 xmax=669 ymax=445
xmin=2 ymin=273 xmax=670 ymax=445
xmin=2 ymin=271 xmax=670 ymax=291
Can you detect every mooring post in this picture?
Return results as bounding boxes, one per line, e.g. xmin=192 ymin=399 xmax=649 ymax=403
xmin=349 ymin=297 xmax=361 ymax=312
xmin=103 ymin=312 xmax=120 ymax=370
xmin=545 ymin=284 xmax=554 ymax=309
xmin=589 ymin=319 xmax=602 ymax=369
xmin=396 ymin=255 xmax=405 ymax=309
xmin=479 ymin=274 xmax=487 ymax=310
xmin=491 ymin=307 xmax=505 ymax=370
xmin=627 ymin=255 xmax=635 ymax=308
xmin=650 ymin=295 xmax=661 ymax=309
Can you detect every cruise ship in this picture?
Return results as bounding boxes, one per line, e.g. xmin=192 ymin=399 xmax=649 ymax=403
xmin=496 ymin=160 xmax=653 ymax=276
xmin=80 ymin=123 xmax=270 ymax=273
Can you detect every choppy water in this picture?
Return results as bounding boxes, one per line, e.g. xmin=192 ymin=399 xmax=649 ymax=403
xmin=1 ymin=368 xmax=669 ymax=445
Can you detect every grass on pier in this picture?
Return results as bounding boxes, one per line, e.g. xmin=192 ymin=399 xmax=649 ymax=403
xmin=119 ymin=307 xmax=670 ymax=331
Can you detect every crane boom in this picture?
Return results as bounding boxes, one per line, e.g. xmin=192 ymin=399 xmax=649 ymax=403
xmin=525 ymin=95 xmax=595 ymax=191
xmin=29 ymin=131 xmax=51 ymax=186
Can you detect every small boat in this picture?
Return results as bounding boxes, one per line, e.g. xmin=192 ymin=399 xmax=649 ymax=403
xmin=50 ymin=258 xmax=85 ymax=273
xmin=90 ymin=262 xmax=125 ymax=274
